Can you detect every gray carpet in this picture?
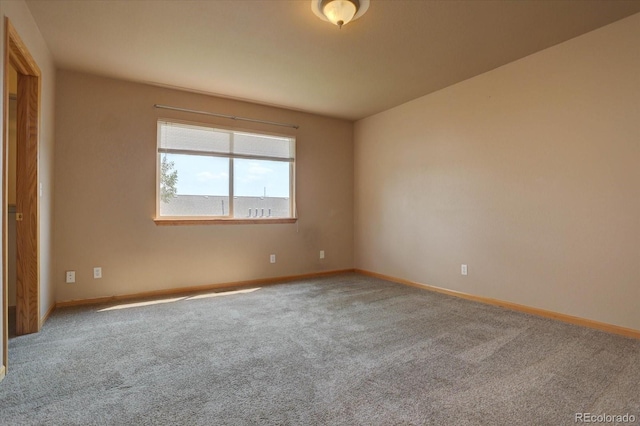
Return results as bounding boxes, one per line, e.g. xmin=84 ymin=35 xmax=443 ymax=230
xmin=1 ymin=273 xmax=639 ymax=425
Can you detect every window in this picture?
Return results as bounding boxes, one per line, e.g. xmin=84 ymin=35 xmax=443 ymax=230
xmin=156 ymin=121 xmax=295 ymax=223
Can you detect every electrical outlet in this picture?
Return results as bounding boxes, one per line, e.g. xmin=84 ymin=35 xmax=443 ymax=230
xmin=320 ymin=250 xmax=325 ymax=259
xmin=270 ymin=254 xmax=276 ymax=264
xmin=93 ymin=267 xmax=102 ymax=279
xmin=66 ymin=270 xmax=76 ymax=284
xmin=461 ymin=264 xmax=468 ymax=276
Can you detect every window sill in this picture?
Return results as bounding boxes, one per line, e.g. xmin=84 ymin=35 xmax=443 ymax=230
xmin=153 ymin=217 xmax=298 ymax=226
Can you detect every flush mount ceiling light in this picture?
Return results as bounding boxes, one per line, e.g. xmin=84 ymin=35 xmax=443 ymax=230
xmin=311 ymin=0 xmax=370 ymax=29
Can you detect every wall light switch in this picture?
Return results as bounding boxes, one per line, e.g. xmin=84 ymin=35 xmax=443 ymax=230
xmin=93 ymin=267 xmax=102 ymax=279
xmin=66 ymin=271 xmax=76 ymax=284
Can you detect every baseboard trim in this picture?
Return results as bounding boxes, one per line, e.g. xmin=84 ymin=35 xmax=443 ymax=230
xmin=0 ymin=365 xmax=5 ymax=382
xmin=355 ymin=269 xmax=640 ymax=340
xmin=56 ymin=269 xmax=356 ymax=308
xmin=40 ymin=303 xmax=56 ymax=329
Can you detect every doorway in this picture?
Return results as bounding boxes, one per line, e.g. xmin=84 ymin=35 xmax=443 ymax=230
xmin=2 ymin=18 xmax=41 ymax=375
xmin=7 ymin=63 xmax=17 ymax=338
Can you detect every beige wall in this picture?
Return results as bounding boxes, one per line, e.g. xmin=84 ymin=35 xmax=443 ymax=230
xmin=0 ymin=0 xmax=57 ymax=370
xmin=54 ymin=71 xmax=353 ymax=302
xmin=355 ymin=14 xmax=640 ymax=330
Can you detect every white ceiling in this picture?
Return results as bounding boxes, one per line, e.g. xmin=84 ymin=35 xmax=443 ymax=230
xmin=26 ymin=0 xmax=640 ymax=121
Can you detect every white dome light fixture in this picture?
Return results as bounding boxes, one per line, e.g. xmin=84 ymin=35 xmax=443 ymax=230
xmin=311 ymin=0 xmax=370 ymax=29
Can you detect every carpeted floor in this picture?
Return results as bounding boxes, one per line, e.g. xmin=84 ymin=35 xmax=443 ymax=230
xmin=1 ymin=273 xmax=639 ymax=425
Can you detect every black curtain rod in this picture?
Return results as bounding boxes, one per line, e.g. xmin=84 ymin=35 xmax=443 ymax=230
xmin=154 ymin=104 xmax=299 ymax=130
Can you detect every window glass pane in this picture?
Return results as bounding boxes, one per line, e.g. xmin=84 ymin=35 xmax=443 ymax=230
xmin=233 ymin=132 xmax=292 ymax=159
xmin=159 ymin=153 xmax=230 ymax=216
xmin=233 ymin=158 xmax=290 ymax=218
xmin=157 ymin=120 xmax=295 ymax=220
xmin=159 ymin=122 xmax=230 ymax=154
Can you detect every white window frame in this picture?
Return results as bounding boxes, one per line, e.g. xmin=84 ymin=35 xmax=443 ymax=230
xmin=154 ymin=119 xmax=296 ymax=225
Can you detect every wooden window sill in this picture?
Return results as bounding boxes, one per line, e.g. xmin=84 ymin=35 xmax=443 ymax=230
xmin=154 ymin=217 xmax=298 ymax=226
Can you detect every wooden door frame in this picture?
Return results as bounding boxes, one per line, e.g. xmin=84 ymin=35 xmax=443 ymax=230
xmin=2 ymin=18 xmax=41 ymax=376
